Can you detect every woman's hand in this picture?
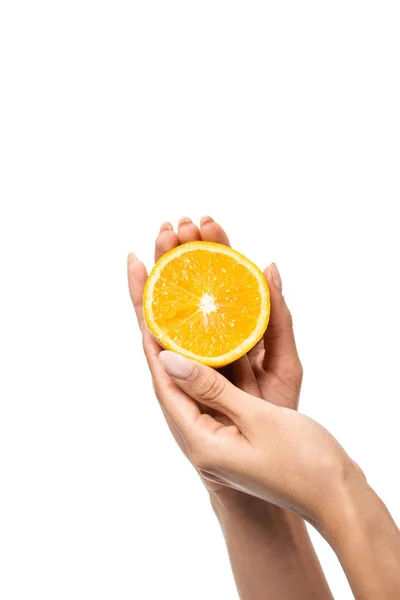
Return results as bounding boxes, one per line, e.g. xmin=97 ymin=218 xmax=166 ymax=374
xmin=128 ymin=217 xmax=335 ymax=599
xmin=128 ymin=216 xmax=304 ymax=495
xmin=129 ymin=216 xmax=357 ymax=521
xmin=139 ymin=326 xmax=362 ymax=527
xmin=128 ymin=217 xmax=332 ymax=600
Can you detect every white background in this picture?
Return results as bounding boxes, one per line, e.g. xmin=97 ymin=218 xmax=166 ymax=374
xmin=1 ymin=1 xmax=399 ymax=598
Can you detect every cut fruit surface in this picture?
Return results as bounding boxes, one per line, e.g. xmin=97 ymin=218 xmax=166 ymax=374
xmin=144 ymin=241 xmax=270 ymax=367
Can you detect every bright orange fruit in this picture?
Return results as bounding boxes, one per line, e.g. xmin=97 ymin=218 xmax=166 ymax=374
xmin=144 ymin=241 xmax=270 ymax=367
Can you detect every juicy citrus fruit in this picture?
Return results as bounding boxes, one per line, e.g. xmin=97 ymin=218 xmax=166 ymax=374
xmin=143 ymin=241 xmax=270 ymax=367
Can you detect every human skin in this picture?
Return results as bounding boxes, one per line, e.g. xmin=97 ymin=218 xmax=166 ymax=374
xmin=128 ymin=217 xmax=400 ymax=599
xmin=128 ymin=216 xmax=333 ymax=599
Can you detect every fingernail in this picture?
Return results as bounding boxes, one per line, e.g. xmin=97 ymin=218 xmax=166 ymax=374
xmin=159 ymin=351 xmax=195 ymax=379
xmin=160 ymin=221 xmax=173 ymax=232
xmin=270 ymin=263 xmax=282 ymax=292
xmin=200 ymin=215 xmax=213 ymax=226
xmin=127 ymin=252 xmax=137 ymax=262
xmin=178 ymin=216 xmax=192 ymax=226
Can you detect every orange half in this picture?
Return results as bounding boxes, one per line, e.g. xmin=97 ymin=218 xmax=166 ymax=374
xmin=143 ymin=241 xmax=270 ymax=367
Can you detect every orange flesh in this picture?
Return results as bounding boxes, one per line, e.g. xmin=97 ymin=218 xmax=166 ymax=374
xmin=151 ymin=249 xmax=262 ymax=358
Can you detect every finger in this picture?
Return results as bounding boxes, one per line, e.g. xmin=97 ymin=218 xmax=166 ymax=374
xmin=127 ymin=253 xmax=148 ymax=329
xmin=247 ymin=338 xmax=265 ymax=374
xmin=220 ymin=357 xmax=261 ymax=397
xmin=230 ymin=356 xmax=262 ymax=397
xmin=262 ymin=263 xmax=302 ymax=373
xmin=177 ymin=217 xmax=201 ymax=244
xmin=155 ymin=221 xmax=179 ymax=262
xmin=160 ymin=405 xmax=190 ymax=457
xmin=158 ymin=350 xmax=263 ymax=430
xmin=200 ymin=216 xmax=230 ymax=246
xmin=142 ymin=326 xmax=202 ymax=440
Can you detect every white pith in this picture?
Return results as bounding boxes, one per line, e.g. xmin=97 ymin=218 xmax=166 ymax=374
xmin=199 ymin=293 xmax=217 ymax=317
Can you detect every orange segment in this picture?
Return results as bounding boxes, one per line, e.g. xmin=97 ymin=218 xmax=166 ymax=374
xmin=144 ymin=241 xmax=270 ymax=367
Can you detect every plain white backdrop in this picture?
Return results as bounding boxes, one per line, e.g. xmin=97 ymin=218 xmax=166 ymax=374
xmin=1 ymin=1 xmax=399 ymax=598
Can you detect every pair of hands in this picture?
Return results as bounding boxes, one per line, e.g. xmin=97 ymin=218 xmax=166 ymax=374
xmin=128 ymin=216 xmax=363 ymax=531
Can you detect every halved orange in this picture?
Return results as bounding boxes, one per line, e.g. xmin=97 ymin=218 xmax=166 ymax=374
xmin=144 ymin=241 xmax=270 ymax=367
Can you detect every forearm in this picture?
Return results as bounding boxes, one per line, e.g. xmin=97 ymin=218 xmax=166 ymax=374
xmin=211 ymin=489 xmax=333 ymax=600
xmin=321 ymin=478 xmax=400 ymax=599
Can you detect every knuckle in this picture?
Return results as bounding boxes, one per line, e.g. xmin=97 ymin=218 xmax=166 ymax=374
xmin=292 ymin=360 xmax=303 ymax=383
xmin=190 ymin=447 xmax=214 ymax=471
xmin=157 ymin=234 xmax=174 ymax=255
xmin=284 ymin=306 xmax=294 ymax=329
xmin=274 ymin=357 xmax=303 ymax=386
xmin=152 ymin=376 xmax=175 ymax=397
xmin=350 ymin=459 xmax=367 ymax=481
xmin=258 ymin=403 xmax=281 ymax=430
xmin=196 ymin=373 xmax=226 ymax=404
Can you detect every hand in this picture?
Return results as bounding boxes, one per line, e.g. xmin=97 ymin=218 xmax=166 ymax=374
xmin=141 ymin=329 xmax=363 ymax=527
xmin=128 ymin=216 xmax=303 ymax=496
xmin=127 ymin=216 xmax=362 ymax=521
xmin=128 ymin=217 xmax=336 ymax=599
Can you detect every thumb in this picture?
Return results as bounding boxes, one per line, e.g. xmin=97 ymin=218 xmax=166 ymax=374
xmin=263 ymin=263 xmax=302 ymax=369
xmin=158 ymin=351 xmax=260 ymax=428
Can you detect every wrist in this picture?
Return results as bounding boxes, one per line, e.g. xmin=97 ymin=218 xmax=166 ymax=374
xmin=321 ymin=474 xmax=397 ymax=550
xmin=319 ymin=473 xmax=400 ymax=598
xmin=210 ymin=487 xmax=308 ymax=537
xmin=317 ymin=464 xmax=372 ymax=544
xmin=210 ymin=487 xmax=283 ymax=518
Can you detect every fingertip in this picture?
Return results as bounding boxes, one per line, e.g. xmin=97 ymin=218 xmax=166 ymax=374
xmin=178 ymin=216 xmax=192 ymax=226
xmin=159 ymin=221 xmax=173 ymax=233
xmin=270 ymin=263 xmax=283 ymax=293
xmin=127 ymin=253 xmax=139 ymax=277
xmin=127 ymin=253 xmax=147 ymax=281
xmin=177 ymin=217 xmax=201 ymax=244
xmin=127 ymin=252 xmax=137 ymax=263
xmin=155 ymin=229 xmax=179 ymax=261
xmin=200 ymin=215 xmax=213 ymax=226
xmin=159 ymin=350 xmax=196 ymax=380
xmin=200 ymin=217 xmax=230 ymax=246
xmin=263 ymin=263 xmax=273 ymax=279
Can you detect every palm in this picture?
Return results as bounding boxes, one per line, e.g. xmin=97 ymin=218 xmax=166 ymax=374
xmin=128 ymin=216 xmax=303 ymax=492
